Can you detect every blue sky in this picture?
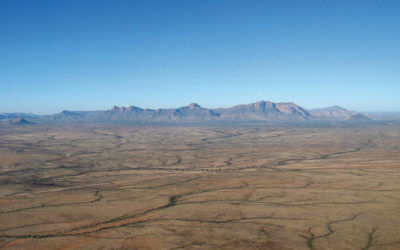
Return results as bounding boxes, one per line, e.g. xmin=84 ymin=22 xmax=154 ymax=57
xmin=1 ymin=0 xmax=399 ymax=114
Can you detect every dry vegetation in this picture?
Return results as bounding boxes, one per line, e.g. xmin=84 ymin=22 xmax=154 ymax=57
xmin=0 ymin=123 xmax=399 ymax=249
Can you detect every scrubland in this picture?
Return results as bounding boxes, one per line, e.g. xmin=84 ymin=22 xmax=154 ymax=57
xmin=0 ymin=123 xmax=399 ymax=249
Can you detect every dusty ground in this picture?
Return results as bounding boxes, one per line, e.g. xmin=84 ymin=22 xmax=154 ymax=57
xmin=0 ymin=123 xmax=399 ymax=249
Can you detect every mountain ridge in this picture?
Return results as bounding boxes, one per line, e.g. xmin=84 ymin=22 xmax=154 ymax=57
xmin=27 ymin=100 xmax=365 ymax=123
xmin=1 ymin=101 xmax=370 ymax=123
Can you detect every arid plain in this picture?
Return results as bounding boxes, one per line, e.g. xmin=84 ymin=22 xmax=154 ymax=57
xmin=0 ymin=123 xmax=399 ymax=249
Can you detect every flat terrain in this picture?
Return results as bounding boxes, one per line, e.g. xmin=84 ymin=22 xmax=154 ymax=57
xmin=0 ymin=123 xmax=399 ymax=249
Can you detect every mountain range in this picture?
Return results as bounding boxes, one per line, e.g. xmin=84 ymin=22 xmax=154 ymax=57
xmin=1 ymin=100 xmax=372 ymax=124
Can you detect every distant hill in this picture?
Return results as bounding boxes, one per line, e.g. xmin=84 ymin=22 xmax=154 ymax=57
xmin=364 ymin=112 xmax=400 ymax=121
xmin=2 ymin=118 xmax=36 ymax=125
xmin=0 ymin=113 xmax=39 ymax=120
xmin=34 ymin=101 xmax=369 ymax=123
xmin=308 ymin=105 xmax=358 ymax=120
xmin=345 ymin=114 xmax=372 ymax=122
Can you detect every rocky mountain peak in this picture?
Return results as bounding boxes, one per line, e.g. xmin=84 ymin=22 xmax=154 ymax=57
xmin=111 ymin=106 xmax=120 ymax=112
xmin=188 ymin=103 xmax=201 ymax=109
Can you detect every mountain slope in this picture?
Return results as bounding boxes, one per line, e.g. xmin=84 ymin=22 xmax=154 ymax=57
xmin=214 ymin=101 xmax=311 ymax=121
xmin=0 ymin=113 xmax=39 ymax=120
xmin=106 ymin=103 xmax=220 ymax=122
xmin=345 ymin=113 xmax=372 ymax=122
xmin=1 ymin=118 xmax=36 ymax=125
xmin=308 ymin=106 xmax=358 ymax=120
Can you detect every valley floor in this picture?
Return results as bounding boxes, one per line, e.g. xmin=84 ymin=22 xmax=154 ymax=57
xmin=0 ymin=123 xmax=399 ymax=249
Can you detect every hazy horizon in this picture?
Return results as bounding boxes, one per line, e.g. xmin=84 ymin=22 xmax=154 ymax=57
xmin=1 ymin=0 xmax=399 ymax=114
xmin=2 ymin=100 xmax=400 ymax=116
xmin=0 ymin=100 xmax=400 ymax=115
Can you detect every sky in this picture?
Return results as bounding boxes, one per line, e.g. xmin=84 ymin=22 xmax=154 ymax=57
xmin=0 ymin=0 xmax=399 ymax=114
